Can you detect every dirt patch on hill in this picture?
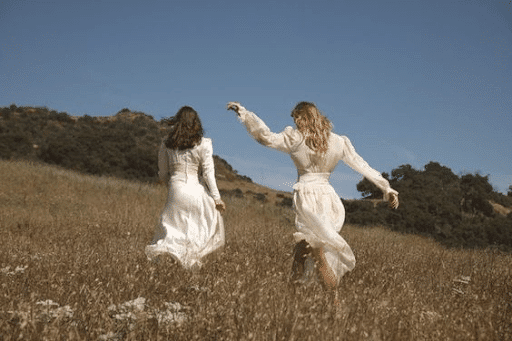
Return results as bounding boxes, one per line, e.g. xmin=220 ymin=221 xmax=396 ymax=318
xmin=490 ymin=201 xmax=512 ymax=216
xmin=217 ymin=178 xmax=293 ymax=206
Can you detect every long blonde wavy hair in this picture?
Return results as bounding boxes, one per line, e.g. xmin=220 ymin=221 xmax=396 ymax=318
xmin=292 ymin=102 xmax=332 ymax=154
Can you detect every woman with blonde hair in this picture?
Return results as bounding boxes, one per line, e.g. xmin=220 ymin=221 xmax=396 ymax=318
xmin=146 ymin=106 xmax=226 ymax=270
xmin=227 ymin=101 xmax=398 ymax=295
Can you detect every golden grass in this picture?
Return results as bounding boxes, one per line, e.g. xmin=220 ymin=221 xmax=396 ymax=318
xmin=1 ymin=160 xmax=511 ymax=340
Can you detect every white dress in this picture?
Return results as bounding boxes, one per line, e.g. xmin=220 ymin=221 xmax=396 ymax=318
xmin=237 ymin=108 xmax=398 ymax=284
xmin=145 ymin=137 xmax=225 ymax=269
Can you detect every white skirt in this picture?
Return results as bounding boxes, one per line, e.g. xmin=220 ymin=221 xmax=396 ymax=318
xmin=145 ymin=174 xmax=225 ymax=269
xmin=292 ymin=173 xmax=355 ymax=284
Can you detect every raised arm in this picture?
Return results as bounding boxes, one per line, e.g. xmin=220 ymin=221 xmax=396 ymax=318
xmin=227 ymin=102 xmax=301 ymax=154
xmin=338 ymin=135 xmax=399 ymax=208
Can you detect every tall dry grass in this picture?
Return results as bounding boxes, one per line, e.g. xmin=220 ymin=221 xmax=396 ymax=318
xmin=0 ymin=160 xmax=511 ymax=340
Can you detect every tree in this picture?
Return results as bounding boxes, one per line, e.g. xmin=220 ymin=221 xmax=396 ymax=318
xmin=0 ymin=107 xmax=11 ymax=119
xmin=0 ymin=131 xmax=33 ymax=159
xmin=356 ymin=177 xmax=380 ymax=199
xmin=460 ymin=174 xmax=494 ymax=217
xmin=352 ymin=161 xmax=512 ymax=248
xmin=423 ymin=161 xmax=459 ymax=188
xmin=49 ymin=110 xmax=71 ymax=122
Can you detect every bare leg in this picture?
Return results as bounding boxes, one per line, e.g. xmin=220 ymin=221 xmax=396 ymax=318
xmin=311 ymin=246 xmax=340 ymax=305
xmin=311 ymin=246 xmax=336 ymax=289
xmin=291 ymin=240 xmax=312 ymax=282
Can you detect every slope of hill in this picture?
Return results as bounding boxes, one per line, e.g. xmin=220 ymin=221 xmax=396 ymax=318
xmin=0 ymin=104 xmax=292 ymax=206
xmin=1 ymin=158 xmax=510 ymax=340
xmin=2 ymin=104 xmax=511 ymax=250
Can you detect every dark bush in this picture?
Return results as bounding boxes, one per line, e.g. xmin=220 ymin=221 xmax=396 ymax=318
xmin=0 ymin=132 xmax=33 ymax=159
xmin=220 ymin=188 xmax=244 ymax=198
xmin=0 ymin=108 xmax=11 ymax=120
xmin=79 ymin=115 xmax=95 ymax=123
xmin=352 ymin=162 xmax=512 ymax=249
xmin=49 ymin=111 xmax=71 ymax=122
xmin=253 ymin=193 xmax=266 ymax=202
xmin=278 ymin=197 xmax=293 ymax=207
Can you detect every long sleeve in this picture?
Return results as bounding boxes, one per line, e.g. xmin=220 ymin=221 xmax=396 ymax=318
xmin=339 ymin=135 xmax=398 ymax=200
xmin=238 ymin=107 xmax=302 ymax=154
xmin=158 ymin=141 xmax=170 ymax=184
xmin=200 ymin=138 xmax=221 ymax=201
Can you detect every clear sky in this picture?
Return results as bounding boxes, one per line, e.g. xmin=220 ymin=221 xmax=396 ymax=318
xmin=1 ymin=0 xmax=511 ymax=198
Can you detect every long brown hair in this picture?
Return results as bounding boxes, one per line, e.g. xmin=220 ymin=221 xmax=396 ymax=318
xmin=165 ymin=106 xmax=204 ymax=150
xmin=292 ymin=102 xmax=332 ymax=154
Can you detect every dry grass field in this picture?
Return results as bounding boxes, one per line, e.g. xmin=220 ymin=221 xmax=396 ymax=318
xmin=0 ymin=160 xmax=511 ymax=340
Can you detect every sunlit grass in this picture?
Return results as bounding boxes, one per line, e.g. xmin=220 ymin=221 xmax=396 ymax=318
xmin=1 ymin=159 xmax=511 ymax=340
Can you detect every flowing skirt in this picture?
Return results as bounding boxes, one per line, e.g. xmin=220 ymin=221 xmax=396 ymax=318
xmin=145 ymin=174 xmax=225 ymax=269
xmin=292 ymin=173 xmax=355 ymax=284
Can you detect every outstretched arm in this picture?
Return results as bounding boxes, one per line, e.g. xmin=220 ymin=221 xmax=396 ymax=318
xmin=339 ymin=135 xmax=399 ymax=209
xmin=227 ymin=102 xmax=301 ymax=154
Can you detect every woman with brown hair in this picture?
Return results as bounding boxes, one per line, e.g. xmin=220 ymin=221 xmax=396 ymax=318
xmin=146 ymin=106 xmax=226 ymax=270
xmin=227 ymin=101 xmax=398 ymax=294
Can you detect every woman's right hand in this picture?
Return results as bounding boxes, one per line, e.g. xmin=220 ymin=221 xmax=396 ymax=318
xmin=226 ymin=102 xmax=243 ymax=116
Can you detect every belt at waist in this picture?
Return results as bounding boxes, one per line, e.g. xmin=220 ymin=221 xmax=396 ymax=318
xmin=293 ymin=172 xmax=330 ymax=191
xmin=170 ymin=172 xmax=200 ymax=184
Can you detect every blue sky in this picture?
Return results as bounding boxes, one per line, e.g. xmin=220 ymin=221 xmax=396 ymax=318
xmin=1 ymin=0 xmax=511 ymax=198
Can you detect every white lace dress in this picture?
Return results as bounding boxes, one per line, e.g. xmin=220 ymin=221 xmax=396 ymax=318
xmin=145 ymin=137 xmax=225 ymax=269
xmin=237 ymin=108 xmax=398 ymax=284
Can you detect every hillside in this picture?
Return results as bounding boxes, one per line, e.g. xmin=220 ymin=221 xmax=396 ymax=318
xmin=1 ymin=158 xmax=510 ymax=340
xmin=2 ymin=104 xmax=511 ymax=250
xmin=0 ymin=104 xmax=292 ymax=206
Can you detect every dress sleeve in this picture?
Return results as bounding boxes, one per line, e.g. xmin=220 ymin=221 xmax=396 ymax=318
xmin=338 ymin=135 xmax=398 ymax=200
xmin=238 ymin=107 xmax=302 ymax=154
xmin=158 ymin=141 xmax=170 ymax=184
xmin=200 ymin=138 xmax=221 ymax=201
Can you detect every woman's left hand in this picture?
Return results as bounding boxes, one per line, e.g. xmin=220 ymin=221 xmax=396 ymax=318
xmin=388 ymin=192 xmax=399 ymax=209
xmin=215 ymin=199 xmax=226 ymax=213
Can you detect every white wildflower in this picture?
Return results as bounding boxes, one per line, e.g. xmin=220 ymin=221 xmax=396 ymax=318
xmin=98 ymin=332 xmax=122 ymax=341
xmin=33 ymin=300 xmax=74 ymax=321
xmin=453 ymin=275 xmax=470 ymax=284
xmin=54 ymin=305 xmax=74 ymax=319
xmin=121 ymin=297 xmax=146 ymax=312
xmin=13 ymin=265 xmax=28 ymax=274
xmin=107 ymin=297 xmax=189 ymax=326
xmin=36 ymin=299 xmax=60 ymax=307
xmin=1 ymin=265 xmax=28 ymax=275
xmin=452 ymin=287 xmax=465 ymax=295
